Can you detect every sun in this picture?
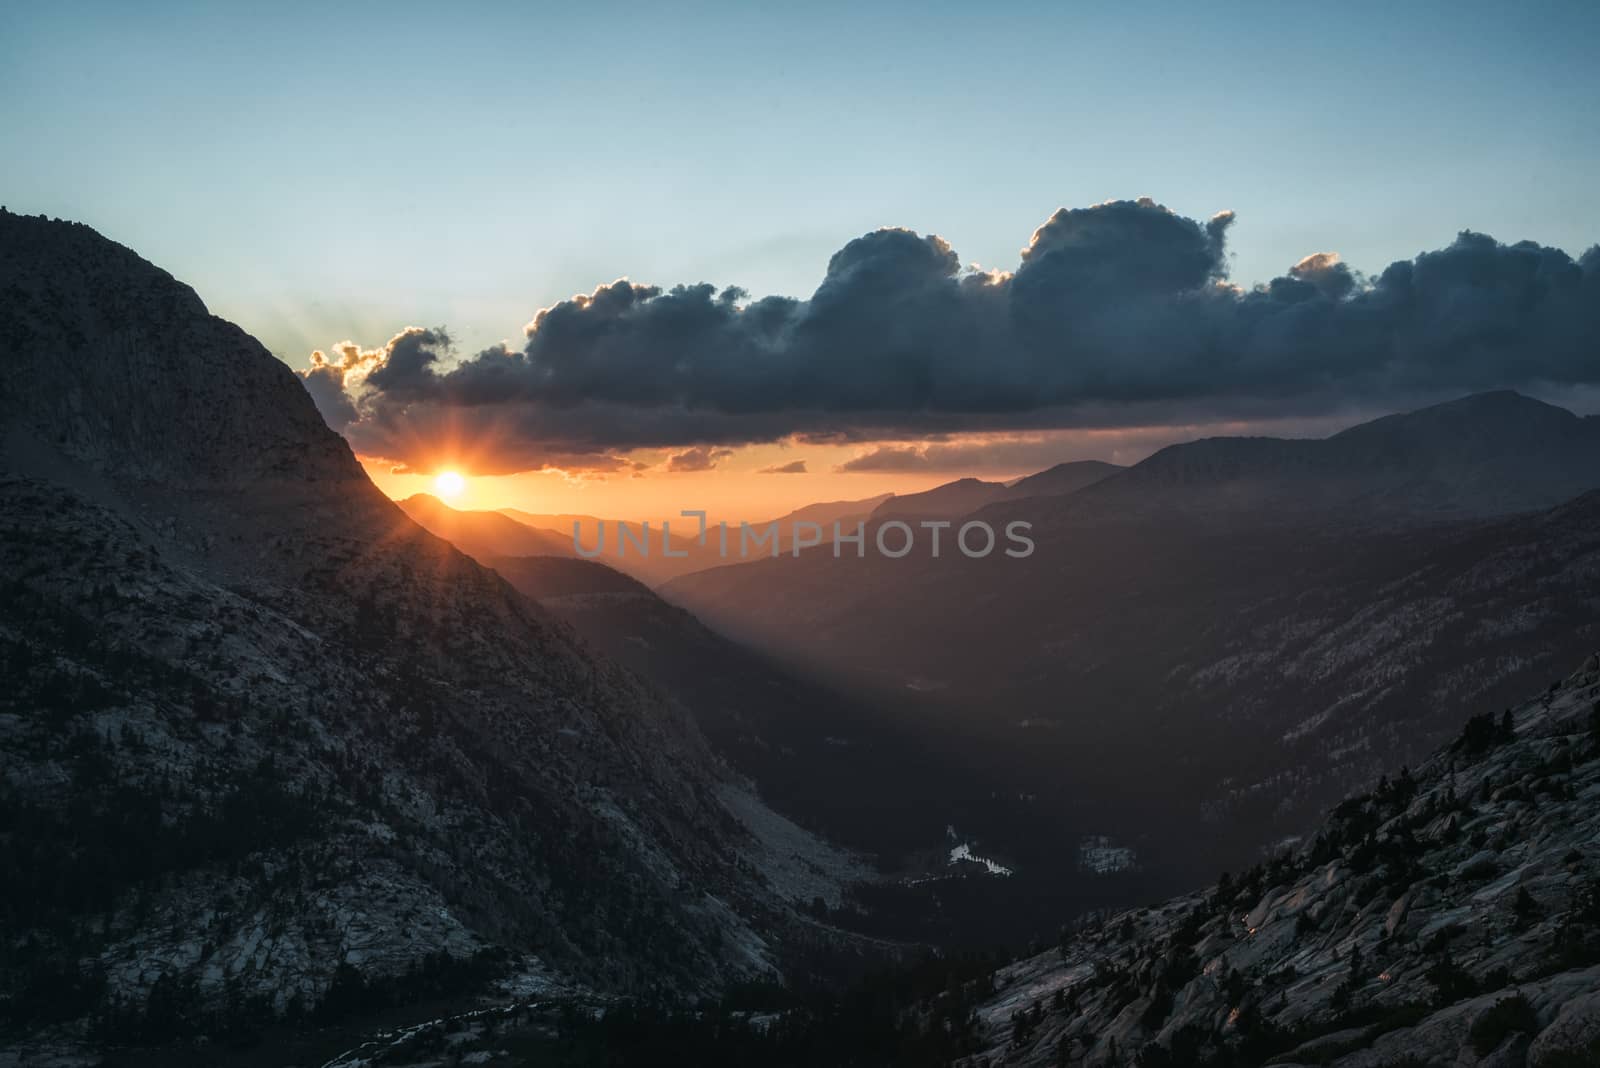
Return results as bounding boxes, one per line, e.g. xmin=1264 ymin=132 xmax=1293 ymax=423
xmin=434 ymin=470 xmax=466 ymax=501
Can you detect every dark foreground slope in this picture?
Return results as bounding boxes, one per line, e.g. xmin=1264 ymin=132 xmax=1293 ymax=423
xmin=959 ymin=655 xmax=1600 ymax=1067
xmin=0 ymin=212 xmax=874 ymax=1057
xmin=96 ymin=661 xmax=1600 ymax=1067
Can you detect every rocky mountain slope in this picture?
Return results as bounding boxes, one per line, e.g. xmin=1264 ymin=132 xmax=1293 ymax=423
xmin=958 ymin=655 xmax=1600 ymax=1067
xmin=0 ymin=211 xmax=875 ymax=1057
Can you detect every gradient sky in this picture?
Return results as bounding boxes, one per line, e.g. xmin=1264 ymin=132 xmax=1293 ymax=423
xmin=5 ymin=1 xmax=1597 ymax=515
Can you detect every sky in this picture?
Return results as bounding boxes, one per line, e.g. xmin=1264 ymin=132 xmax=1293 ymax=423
xmin=4 ymin=1 xmax=1598 ymax=517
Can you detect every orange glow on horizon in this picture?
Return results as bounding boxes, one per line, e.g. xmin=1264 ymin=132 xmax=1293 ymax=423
xmin=356 ymin=414 xmax=1361 ymax=521
xmin=361 ymin=431 xmax=1142 ymax=519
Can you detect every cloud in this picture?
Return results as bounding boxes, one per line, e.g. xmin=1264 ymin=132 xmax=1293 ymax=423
xmin=300 ymin=198 xmax=1600 ymax=473
xmin=665 ymin=445 xmax=734 ymax=472
xmin=836 ymin=438 xmax=1085 ymax=474
xmin=295 ymin=337 xmax=396 ymax=430
xmin=299 ymin=364 xmax=358 ymax=430
xmin=833 ymin=446 xmax=930 ymax=473
xmin=758 ymin=459 xmax=808 ymax=474
xmin=1288 ymin=251 xmax=1358 ymax=301
xmin=363 ymin=327 xmax=450 ymax=398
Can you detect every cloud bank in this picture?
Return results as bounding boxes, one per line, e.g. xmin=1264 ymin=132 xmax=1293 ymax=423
xmin=298 ymin=197 xmax=1600 ymax=474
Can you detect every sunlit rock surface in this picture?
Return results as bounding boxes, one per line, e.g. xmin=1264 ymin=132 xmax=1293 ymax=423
xmin=960 ymin=656 xmax=1600 ymax=1066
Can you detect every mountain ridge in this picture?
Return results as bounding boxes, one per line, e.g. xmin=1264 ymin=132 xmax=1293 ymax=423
xmin=397 ymin=493 xmax=577 ymax=560
xmin=1040 ymin=391 xmax=1600 ymax=525
xmin=0 ymin=211 xmax=880 ymax=1057
xmin=996 ymin=459 xmax=1124 ymax=503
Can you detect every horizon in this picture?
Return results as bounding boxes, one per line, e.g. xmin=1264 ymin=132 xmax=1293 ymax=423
xmin=8 ymin=202 xmax=1599 ymax=518
xmin=6 ymin=2 xmax=1599 ymax=516
xmin=375 ymin=387 xmax=1598 ymax=520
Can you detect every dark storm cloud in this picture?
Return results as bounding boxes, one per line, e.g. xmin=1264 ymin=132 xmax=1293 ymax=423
xmin=302 ymin=198 xmax=1600 ymax=473
xmin=364 ymin=327 xmax=450 ymax=398
xmin=299 ymin=364 xmax=357 ymax=430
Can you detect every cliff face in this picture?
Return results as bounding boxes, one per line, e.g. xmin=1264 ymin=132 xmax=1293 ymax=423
xmin=0 ymin=212 xmax=868 ymax=1053
xmin=960 ymin=656 xmax=1600 ymax=1067
xmin=0 ymin=211 xmax=356 ymax=489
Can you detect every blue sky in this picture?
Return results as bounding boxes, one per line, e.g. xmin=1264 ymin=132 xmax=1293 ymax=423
xmin=5 ymin=0 xmax=1597 ymax=367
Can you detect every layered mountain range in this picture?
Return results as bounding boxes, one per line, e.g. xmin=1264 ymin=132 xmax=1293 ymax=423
xmin=871 ymin=461 xmax=1123 ymax=521
xmin=662 ymin=392 xmax=1600 ymax=885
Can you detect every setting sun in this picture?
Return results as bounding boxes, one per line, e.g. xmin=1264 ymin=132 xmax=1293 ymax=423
xmin=434 ymin=470 xmax=466 ymax=500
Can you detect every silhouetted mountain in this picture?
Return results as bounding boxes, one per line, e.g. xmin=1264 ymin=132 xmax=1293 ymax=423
xmin=995 ymin=459 xmax=1123 ymax=502
xmin=0 ymin=212 xmax=876 ymax=1057
xmin=871 ymin=477 xmax=1008 ymax=519
xmin=1063 ymin=391 xmax=1600 ymax=524
xmin=867 ymin=463 xmax=1123 ymax=522
xmin=497 ymin=508 xmax=612 ymax=541
xmin=768 ymin=493 xmax=894 ymax=528
xmin=397 ymin=493 xmax=576 ymax=558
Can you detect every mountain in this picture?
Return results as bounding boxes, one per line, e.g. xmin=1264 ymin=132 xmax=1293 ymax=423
xmin=871 ymin=477 xmax=1009 ymax=519
xmin=663 ymin=395 xmax=1600 ymax=898
xmin=956 ymin=656 xmax=1600 ymax=1067
xmin=0 ymin=212 xmax=875 ymax=1055
xmin=397 ymin=494 xmax=576 ymax=559
xmin=486 ymin=553 xmax=653 ymax=600
xmin=1059 ymin=391 xmax=1600 ymax=525
xmin=994 ymin=459 xmax=1124 ymax=502
xmin=766 ymin=493 xmax=894 ymax=528
xmin=866 ymin=463 xmax=1123 ymax=523
xmin=496 ymin=508 xmax=612 ymax=547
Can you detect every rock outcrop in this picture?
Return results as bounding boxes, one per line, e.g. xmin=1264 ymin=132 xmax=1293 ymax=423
xmin=960 ymin=656 xmax=1600 ymax=1066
